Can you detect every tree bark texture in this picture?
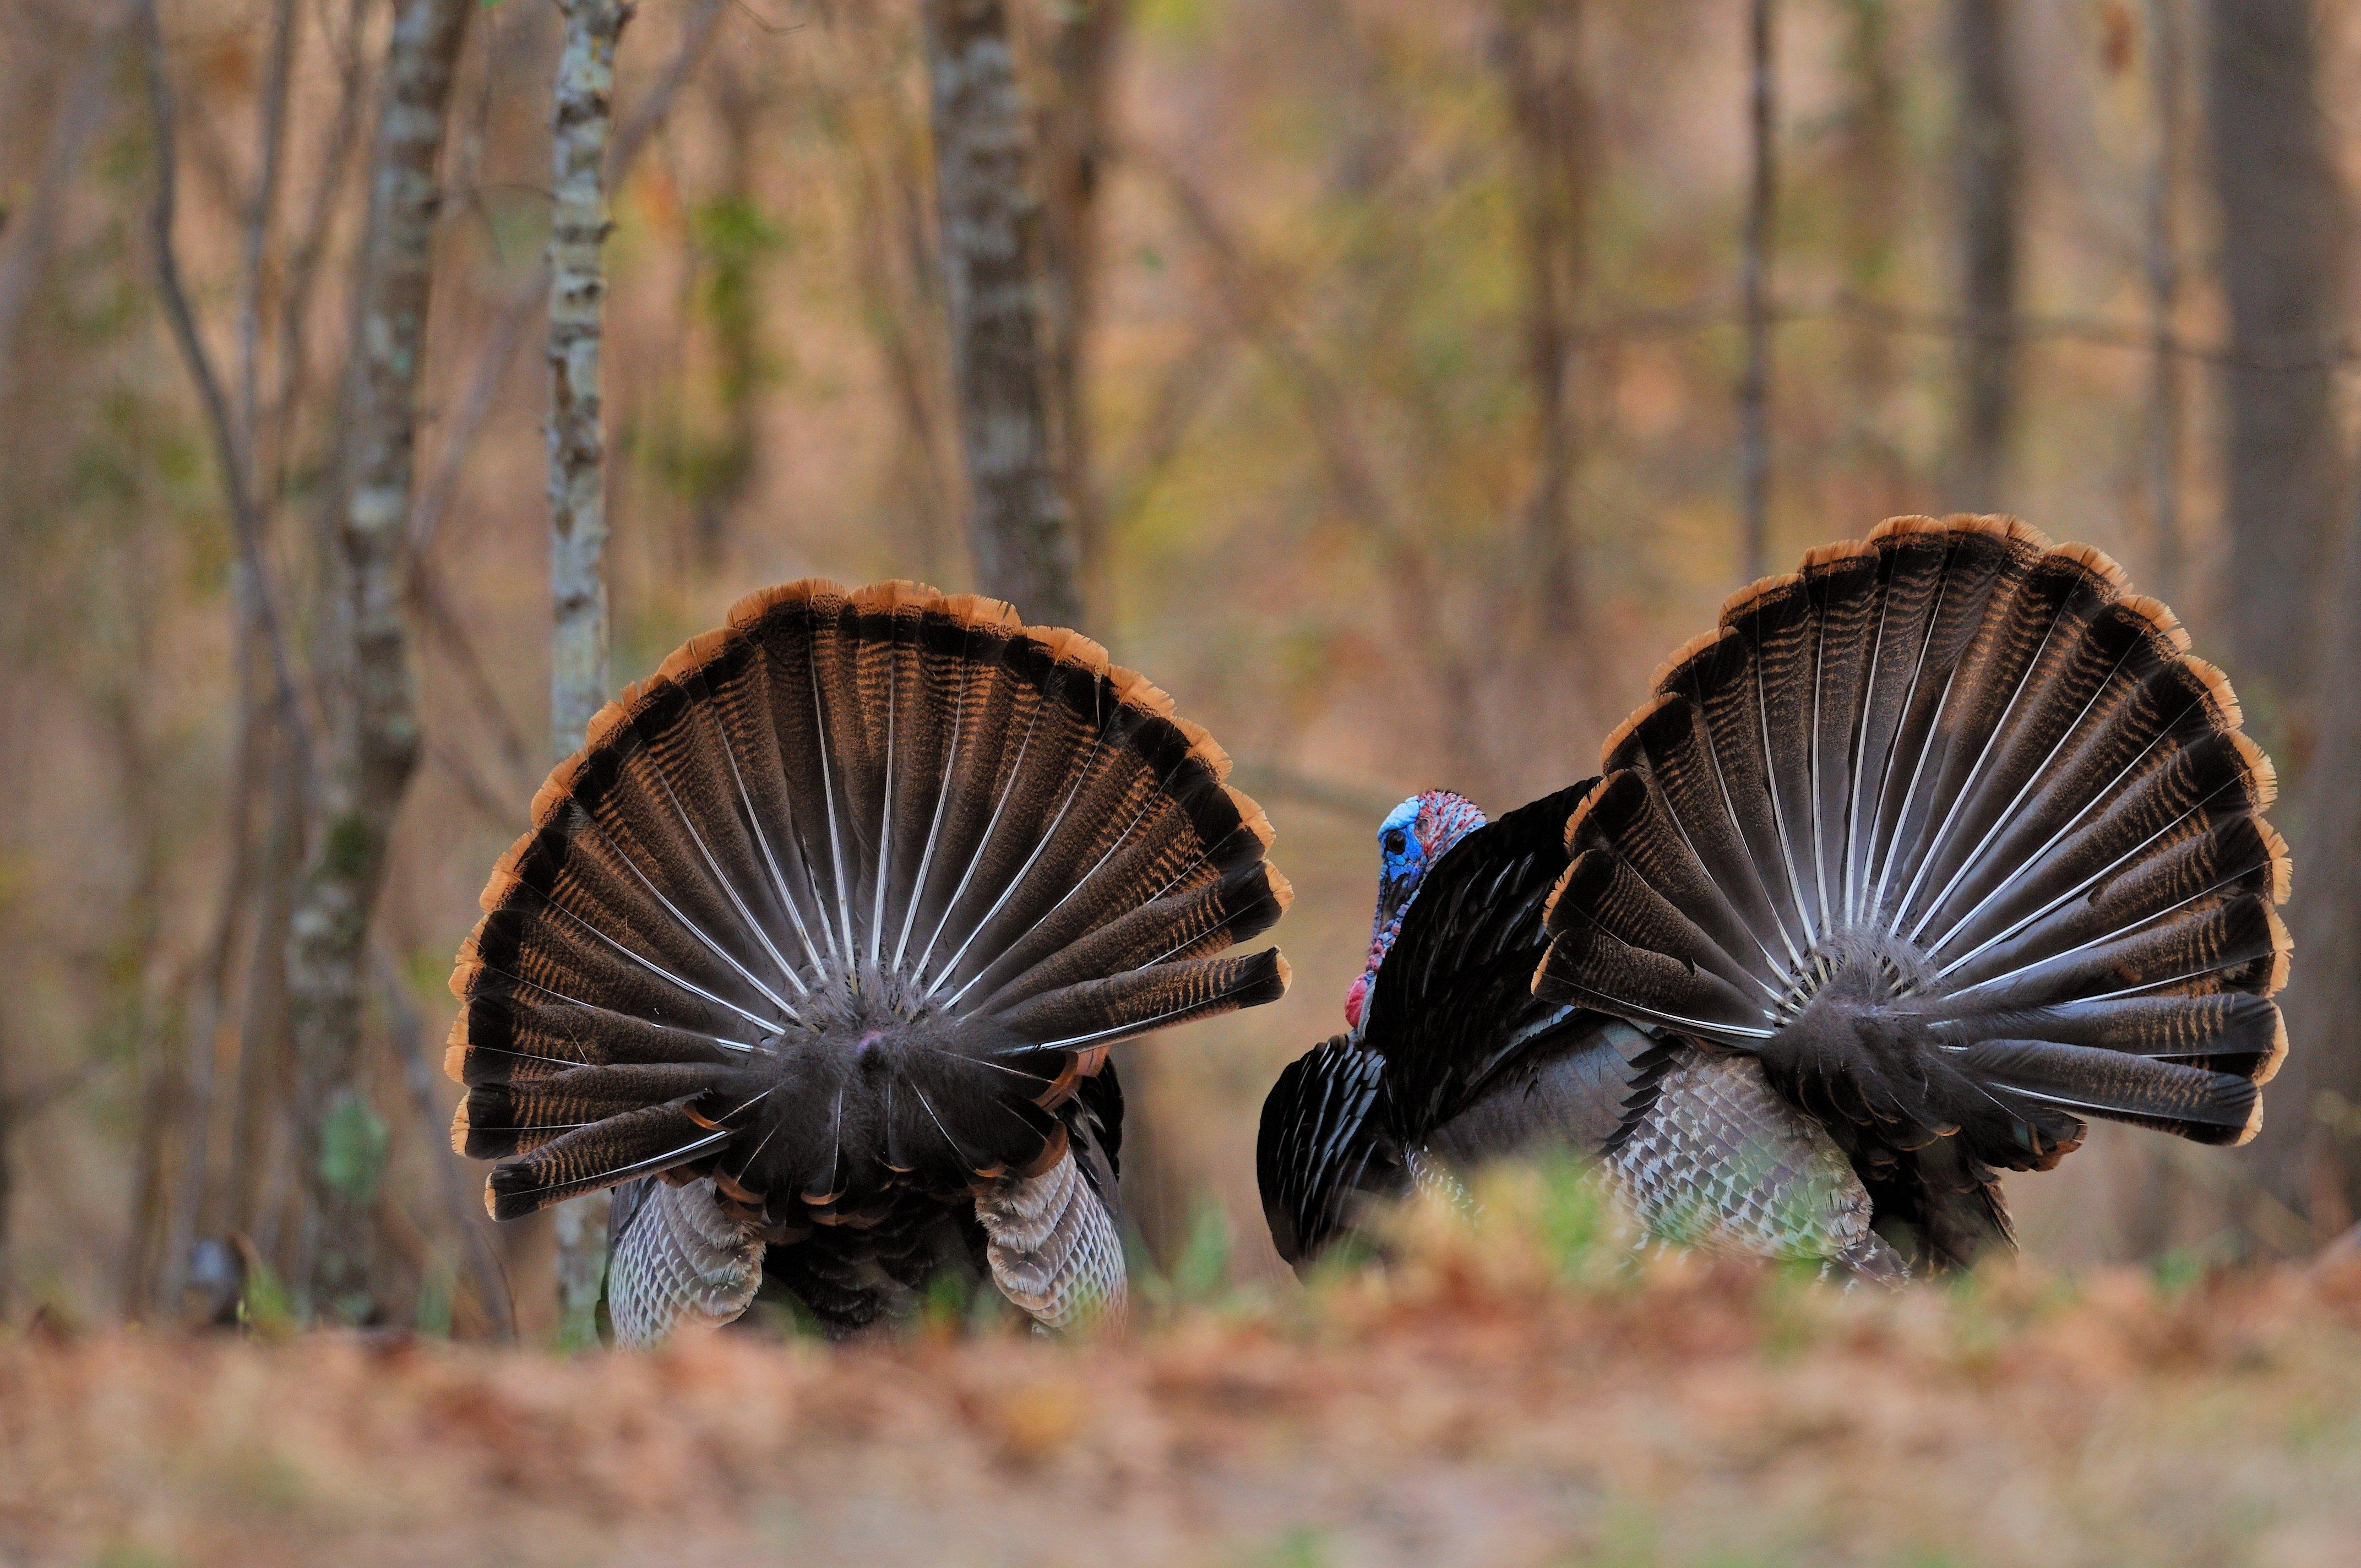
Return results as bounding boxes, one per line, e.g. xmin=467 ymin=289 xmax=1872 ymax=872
xmin=1952 ymin=0 xmax=2020 ymax=512
xmin=285 ymin=0 xmax=472 ymax=1323
xmin=547 ymin=0 xmax=633 ymax=1347
xmin=2143 ymin=0 xmax=2188 ymax=606
xmin=2260 ymin=505 xmax=2361 ymax=1234
xmin=0 ymin=1071 xmax=14 ymax=1315
xmin=1038 ymin=0 xmax=1125 ymax=617
xmin=2204 ymin=0 xmax=2349 ymax=715
xmin=922 ymin=0 xmax=1082 ymax=628
xmin=0 ymin=9 xmax=123 ymax=403
xmin=1836 ymin=0 xmax=1907 ymax=511
xmin=690 ymin=61 xmax=764 ymax=575
xmin=1737 ymin=0 xmax=1776 ymax=581
xmin=1498 ymin=0 xmax=1595 ymax=639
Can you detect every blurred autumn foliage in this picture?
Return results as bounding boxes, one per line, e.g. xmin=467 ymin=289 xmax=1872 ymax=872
xmin=9 ymin=1172 xmax=2361 ymax=1564
xmin=3 ymin=0 xmax=2361 ymax=1339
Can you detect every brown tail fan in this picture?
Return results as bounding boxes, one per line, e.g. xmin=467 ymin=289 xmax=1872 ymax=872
xmin=448 ymin=580 xmax=1291 ymax=1229
xmin=1538 ymin=516 xmax=2287 ymax=1217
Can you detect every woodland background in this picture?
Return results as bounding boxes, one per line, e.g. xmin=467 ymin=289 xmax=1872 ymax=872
xmin=3 ymin=0 xmax=2361 ymax=1343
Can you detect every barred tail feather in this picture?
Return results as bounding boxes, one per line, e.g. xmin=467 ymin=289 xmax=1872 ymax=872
xmin=1539 ymin=516 xmax=2288 ymax=1188
xmin=448 ymin=580 xmax=1288 ymax=1227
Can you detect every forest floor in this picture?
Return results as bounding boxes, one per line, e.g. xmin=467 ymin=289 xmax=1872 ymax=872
xmin=8 ymin=1182 xmax=2361 ymax=1568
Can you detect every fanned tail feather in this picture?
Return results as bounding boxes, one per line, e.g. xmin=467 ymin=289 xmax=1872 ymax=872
xmin=448 ymin=580 xmax=1290 ymax=1226
xmin=1538 ymin=516 xmax=2289 ymax=1196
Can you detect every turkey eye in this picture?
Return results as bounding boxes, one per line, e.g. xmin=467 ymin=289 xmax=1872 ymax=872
xmin=1383 ymin=830 xmax=1407 ymax=856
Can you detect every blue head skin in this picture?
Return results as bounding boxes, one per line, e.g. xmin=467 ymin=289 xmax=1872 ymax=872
xmin=1342 ymin=790 xmax=1488 ymax=1034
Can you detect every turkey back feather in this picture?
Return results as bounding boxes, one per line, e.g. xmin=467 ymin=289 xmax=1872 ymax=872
xmin=1362 ymin=782 xmax=1604 ymax=1138
xmin=1538 ymin=516 xmax=2288 ymax=1184
xmin=1257 ymin=1035 xmax=1402 ymax=1269
xmin=449 ymin=579 xmax=1290 ymax=1224
xmin=1257 ymin=786 xmax=1644 ymax=1272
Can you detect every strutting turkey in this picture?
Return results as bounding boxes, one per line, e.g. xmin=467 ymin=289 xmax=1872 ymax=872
xmin=448 ymin=580 xmax=1291 ymax=1343
xmin=1261 ymin=516 xmax=2288 ymax=1278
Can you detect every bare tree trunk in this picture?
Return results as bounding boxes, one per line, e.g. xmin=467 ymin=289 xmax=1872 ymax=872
xmin=1835 ymin=0 xmax=1908 ymax=513
xmin=2143 ymin=0 xmax=2188 ymax=605
xmin=2204 ymin=0 xmax=2349 ymax=716
xmin=0 ymin=8 xmax=124 ymax=400
xmin=381 ymin=951 xmax=516 ymax=1341
xmin=690 ymin=61 xmax=764 ymax=576
xmin=1497 ymin=0 xmax=1595 ymax=642
xmin=1736 ymin=0 xmax=1776 ymax=581
xmin=818 ymin=1 xmax=960 ymax=578
xmin=0 ymin=1069 xmax=14 ymax=1316
xmin=2207 ymin=0 xmax=2354 ymax=1232
xmin=2262 ymin=502 xmax=2361 ymax=1237
xmin=286 ymin=0 xmax=474 ymax=1324
xmin=1037 ymin=0 xmax=1126 ymax=616
xmin=103 ymin=665 xmax=173 ymax=1318
xmin=231 ymin=749 xmax=303 ymax=1233
xmin=0 ymin=1068 xmax=94 ymax=1317
xmin=407 ymin=0 xmax=725 ymax=571
xmin=922 ymin=0 xmax=1081 ymax=627
xmin=547 ymin=0 xmax=632 ymax=1348
xmin=1952 ymin=0 xmax=2020 ymax=512
xmin=164 ymin=0 xmax=308 ymax=1315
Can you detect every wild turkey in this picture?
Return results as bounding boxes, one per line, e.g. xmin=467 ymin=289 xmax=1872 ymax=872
xmin=1262 ymin=516 xmax=2287 ymax=1277
xmin=449 ymin=580 xmax=1290 ymax=1342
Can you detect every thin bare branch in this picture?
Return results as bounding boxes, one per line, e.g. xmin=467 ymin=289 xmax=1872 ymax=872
xmin=135 ymin=0 xmax=313 ymax=770
xmin=426 ymin=738 xmax=524 ymax=832
xmin=1133 ymin=141 xmax=1487 ymax=780
xmin=410 ymin=0 xmax=726 ymax=563
xmin=238 ymin=0 xmax=302 ymax=448
xmin=412 ymin=560 xmax=540 ymax=795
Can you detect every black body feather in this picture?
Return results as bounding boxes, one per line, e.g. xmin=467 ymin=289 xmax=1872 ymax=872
xmin=1257 ymin=787 xmax=1647 ymax=1271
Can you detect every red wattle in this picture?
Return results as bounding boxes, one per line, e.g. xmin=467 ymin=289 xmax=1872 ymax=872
xmin=1342 ymin=972 xmax=1370 ymax=1031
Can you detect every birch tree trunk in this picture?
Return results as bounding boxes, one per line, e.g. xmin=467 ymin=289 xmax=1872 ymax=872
xmin=285 ymin=0 xmax=472 ymax=1323
xmin=1952 ymin=0 xmax=2020 ymax=512
xmin=921 ymin=0 xmax=1082 ymax=627
xmin=548 ymin=0 xmax=633 ymax=1346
